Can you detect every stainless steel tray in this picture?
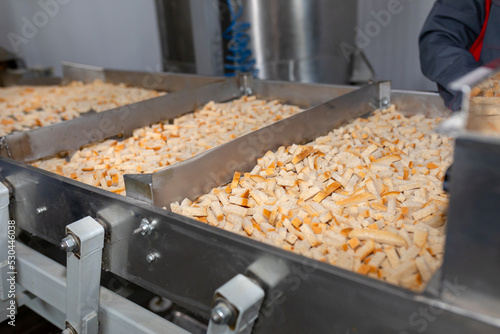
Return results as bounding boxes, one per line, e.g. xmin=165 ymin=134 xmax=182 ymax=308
xmin=1 ymin=64 xmax=498 ymax=333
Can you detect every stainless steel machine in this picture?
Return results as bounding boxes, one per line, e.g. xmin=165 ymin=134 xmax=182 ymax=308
xmin=0 ymin=61 xmax=499 ymax=334
xmin=155 ymin=0 xmax=363 ymax=84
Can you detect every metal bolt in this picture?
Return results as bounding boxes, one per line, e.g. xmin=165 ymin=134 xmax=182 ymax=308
xmin=381 ymin=97 xmax=390 ymax=107
xmin=146 ymin=252 xmax=159 ymax=263
xmin=210 ymin=301 xmax=235 ymax=326
xmin=36 ymin=206 xmax=47 ymax=214
xmin=61 ymin=328 xmax=73 ymax=334
xmin=134 ymin=218 xmax=156 ymax=236
xmin=60 ymin=235 xmax=77 ymax=252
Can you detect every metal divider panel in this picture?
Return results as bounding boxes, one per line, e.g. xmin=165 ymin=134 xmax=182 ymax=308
xmin=62 ymin=61 xmax=106 ymax=84
xmin=62 ymin=61 xmax=224 ymax=90
xmin=143 ymin=82 xmax=381 ymax=207
xmin=251 ymin=79 xmax=357 ymax=109
xmin=102 ymin=69 xmax=224 ymax=92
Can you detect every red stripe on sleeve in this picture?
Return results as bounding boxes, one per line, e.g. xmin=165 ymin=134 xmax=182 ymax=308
xmin=469 ymin=0 xmax=493 ymax=61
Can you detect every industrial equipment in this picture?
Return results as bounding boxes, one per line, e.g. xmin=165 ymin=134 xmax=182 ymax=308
xmin=155 ymin=0 xmax=366 ymax=84
xmin=0 ymin=60 xmax=499 ymax=334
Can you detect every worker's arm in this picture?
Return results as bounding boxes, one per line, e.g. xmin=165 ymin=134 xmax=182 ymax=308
xmin=419 ymin=0 xmax=486 ymax=110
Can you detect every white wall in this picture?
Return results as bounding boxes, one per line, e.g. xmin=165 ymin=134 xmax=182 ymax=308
xmin=0 ymin=0 xmax=162 ymax=76
xmin=357 ymin=0 xmax=436 ymax=91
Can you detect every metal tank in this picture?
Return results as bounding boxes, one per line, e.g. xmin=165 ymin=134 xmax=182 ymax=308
xmin=156 ymin=0 xmax=224 ymax=76
xmin=240 ymin=0 xmax=357 ymax=84
xmin=156 ymin=0 xmax=358 ymax=84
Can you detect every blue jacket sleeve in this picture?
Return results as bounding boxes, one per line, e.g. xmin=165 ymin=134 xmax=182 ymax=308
xmin=419 ymin=0 xmax=486 ymax=110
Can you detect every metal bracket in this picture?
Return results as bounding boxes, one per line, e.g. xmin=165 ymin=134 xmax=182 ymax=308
xmin=207 ymin=274 xmax=264 ymax=334
xmin=63 ymin=217 xmax=105 ymax=334
xmin=377 ymin=81 xmax=391 ymax=110
xmin=239 ymin=73 xmax=253 ymax=96
xmin=123 ymin=173 xmax=154 ymax=204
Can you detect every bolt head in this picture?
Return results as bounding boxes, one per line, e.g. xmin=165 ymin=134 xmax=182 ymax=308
xmin=381 ymin=97 xmax=390 ymax=107
xmin=211 ymin=310 xmax=223 ymax=324
xmin=146 ymin=253 xmax=157 ymax=263
xmin=36 ymin=206 xmax=47 ymax=214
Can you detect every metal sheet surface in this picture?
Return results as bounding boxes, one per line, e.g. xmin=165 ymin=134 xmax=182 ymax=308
xmin=443 ymin=134 xmax=500 ymax=319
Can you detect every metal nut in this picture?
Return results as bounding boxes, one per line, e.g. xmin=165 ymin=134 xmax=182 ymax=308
xmin=60 ymin=235 xmax=77 ymax=252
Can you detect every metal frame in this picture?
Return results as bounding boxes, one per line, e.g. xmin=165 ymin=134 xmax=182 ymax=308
xmin=14 ymin=242 xmax=189 ymax=333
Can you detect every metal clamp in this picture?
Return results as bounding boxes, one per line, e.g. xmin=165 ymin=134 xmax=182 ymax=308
xmin=207 ymin=274 xmax=265 ymax=334
xmin=62 ymin=217 xmax=104 ymax=334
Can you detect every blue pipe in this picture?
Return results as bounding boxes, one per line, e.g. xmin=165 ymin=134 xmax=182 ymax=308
xmin=223 ymin=0 xmax=257 ymax=77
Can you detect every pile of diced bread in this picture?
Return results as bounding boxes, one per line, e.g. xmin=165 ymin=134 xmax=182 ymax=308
xmin=469 ymin=77 xmax=500 ymax=135
xmin=172 ymin=105 xmax=453 ymax=291
xmin=0 ymin=80 xmax=164 ymax=136
xmin=33 ymin=96 xmax=302 ymax=195
xmin=470 ymin=72 xmax=500 ymax=98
